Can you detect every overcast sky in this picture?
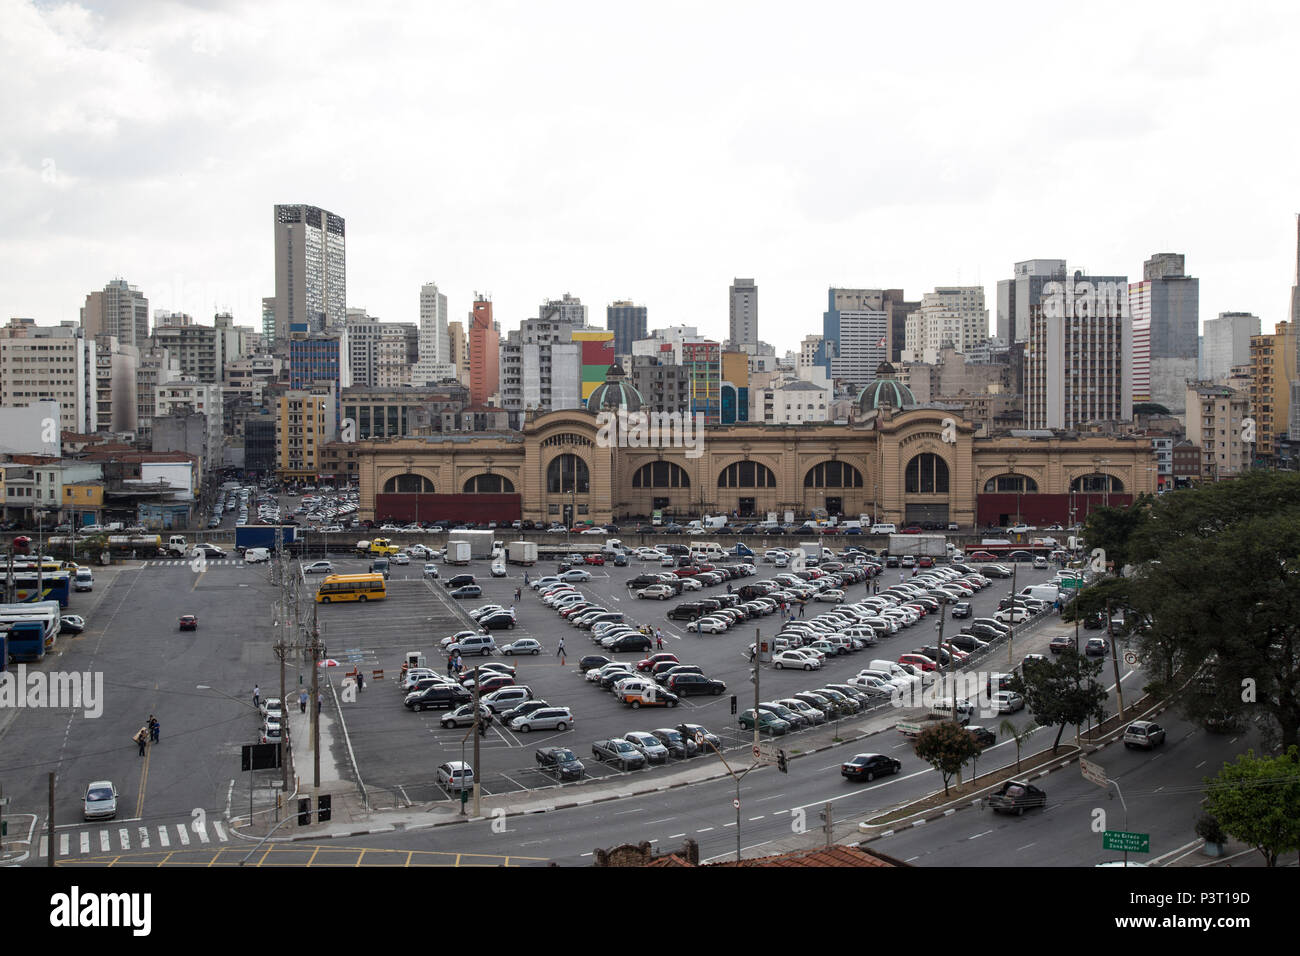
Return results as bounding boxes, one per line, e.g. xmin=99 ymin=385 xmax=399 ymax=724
xmin=3 ymin=0 xmax=1298 ymax=352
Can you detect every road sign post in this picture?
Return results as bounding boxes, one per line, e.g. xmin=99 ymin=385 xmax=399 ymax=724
xmin=1102 ymin=830 xmax=1150 ymax=854
xmin=1080 ymin=757 xmax=1108 ymax=788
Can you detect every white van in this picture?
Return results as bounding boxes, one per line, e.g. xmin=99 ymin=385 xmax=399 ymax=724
xmin=1021 ymin=584 xmax=1062 ymax=604
xmin=870 ymin=523 xmax=897 ymax=534
xmin=74 ymin=568 xmax=94 ymax=592
xmin=243 ymin=547 xmax=271 ymax=563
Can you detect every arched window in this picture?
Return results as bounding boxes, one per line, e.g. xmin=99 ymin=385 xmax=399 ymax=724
xmin=904 ymin=454 xmax=949 ymax=494
xmin=804 ymin=461 xmax=864 ymax=488
xmin=717 ymin=461 xmax=777 ymax=488
xmin=547 ymin=454 xmax=590 ymax=494
xmin=632 ymin=462 xmax=691 ymax=488
xmin=382 ymin=474 xmax=434 ymax=493
xmin=1070 ymin=473 xmax=1124 ymax=493
xmin=541 ymin=433 xmax=594 ymax=449
xmin=463 ymin=474 xmax=515 ymax=493
xmin=983 ymin=474 xmax=1039 ymax=493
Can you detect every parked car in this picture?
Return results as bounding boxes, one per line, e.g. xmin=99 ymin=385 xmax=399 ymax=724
xmin=535 ymin=746 xmax=585 ymax=780
xmin=439 ymin=702 xmax=493 ymax=728
xmin=991 ymin=691 xmax=1025 ymax=713
xmin=650 ymin=727 xmax=698 ymax=759
xmin=83 ymin=780 xmax=118 ymax=821
xmin=623 ymin=730 xmax=670 ymax=764
xmin=437 ymin=761 xmax=475 ymax=791
xmin=60 ymin=614 xmax=87 ymax=635
xmin=591 ymin=738 xmax=648 ymax=770
xmin=841 ymin=753 xmax=901 ymax=782
xmin=738 ymin=708 xmax=790 ymax=736
xmin=501 ymin=638 xmax=542 ymax=656
xmin=509 ymin=706 xmax=573 ymax=732
xmin=1122 ymin=720 xmax=1166 ymax=750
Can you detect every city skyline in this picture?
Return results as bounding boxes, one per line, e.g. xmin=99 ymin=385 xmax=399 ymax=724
xmin=3 ymin=2 xmax=1299 ymax=353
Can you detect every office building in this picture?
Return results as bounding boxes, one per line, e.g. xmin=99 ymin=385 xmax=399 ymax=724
xmin=606 ymin=300 xmax=648 ymax=357
xmin=1250 ymin=322 xmax=1299 ymax=460
xmin=135 ymin=342 xmax=182 ymax=443
xmin=818 ymin=289 xmax=890 ymax=390
xmin=273 ymin=204 xmax=347 ymax=341
xmin=468 ymin=296 xmax=499 ymax=406
xmin=289 ymin=331 xmax=351 ymax=430
xmin=1129 ymin=253 xmax=1198 ymax=413
xmin=901 ymin=287 xmax=989 ymax=363
xmin=1025 ymin=271 xmax=1132 ymax=429
xmin=628 ymin=355 xmax=691 ymax=415
xmin=996 ymin=259 xmax=1067 ymax=345
xmin=729 ymin=278 xmax=758 ymax=348
xmin=1202 ymin=312 xmax=1260 ymax=382
xmin=447 ymin=320 xmax=469 ymax=385
xmin=412 ymin=282 xmax=453 ymax=385
xmin=81 ymin=278 xmax=149 ymax=349
xmin=151 ymin=313 xmax=219 ymax=383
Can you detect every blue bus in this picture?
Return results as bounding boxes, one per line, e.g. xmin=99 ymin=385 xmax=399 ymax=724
xmin=11 ymin=571 xmax=71 ymax=608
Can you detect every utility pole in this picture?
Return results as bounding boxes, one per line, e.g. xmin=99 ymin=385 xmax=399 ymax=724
xmin=1008 ymin=561 xmax=1018 ymax=666
xmin=310 ymin=602 xmax=320 ymax=790
xmin=472 ymin=665 xmax=482 ymax=818
xmin=47 ymin=772 xmax=54 ymax=867
xmin=820 ymin=801 xmax=833 ymax=847
xmin=752 ymin=628 xmax=761 ymax=755
xmin=1107 ymin=599 xmax=1125 ymax=719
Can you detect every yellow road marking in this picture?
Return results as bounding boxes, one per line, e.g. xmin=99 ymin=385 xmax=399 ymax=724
xmin=135 ymin=744 xmax=151 ymax=817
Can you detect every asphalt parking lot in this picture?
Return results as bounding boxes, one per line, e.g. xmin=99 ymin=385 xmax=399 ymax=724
xmin=328 ymin=548 xmax=1070 ymax=806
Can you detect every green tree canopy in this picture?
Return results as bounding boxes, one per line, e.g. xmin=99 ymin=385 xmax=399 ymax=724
xmin=1202 ymin=748 xmax=1300 ymax=866
xmin=914 ymin=720 xmax=981 ymax=795
xmin=1010 ymin=652 xmax=1108 ymax=753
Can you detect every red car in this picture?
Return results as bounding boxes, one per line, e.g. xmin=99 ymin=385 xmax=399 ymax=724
xmin=917 ymin=556 xmax=934 ymax=568
xmin=465 ymin=673 xmax=515 ymax=693
xmin=584 ymin=554 xmax=605 ymax=566
xmin=901 ymin=526 xmax=923 ymax=534
xmin=179 ymin=615 xmax=198 ymax=631
xmin=966 ymin=551 xmax=997 ymax=562
xmin=673 ymin=567 xmax=700 ymax=577
xmin=636 ymin=652 xmax=680 ymax=672
xmin=898 ymin=653 xmax=937 ymax=672
xmin=694 ymin=564 xmax=716 ymax=573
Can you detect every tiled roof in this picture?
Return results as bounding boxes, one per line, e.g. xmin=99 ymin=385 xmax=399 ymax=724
xmin=707 ymin=845 xmax=903 ymax=868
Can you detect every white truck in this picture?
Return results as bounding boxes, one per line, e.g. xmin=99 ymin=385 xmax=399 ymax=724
xmin=798 ymin=540 xmax=824 ymax=565
xmin=506 ymin=541 xmax=537 ymax=566
xmin=889 ymin=533 xmax=947 ymax=558
xmin=165 ymin=535 xmax=187 ymax=556
xmin=447 ymin=529 xmax=494 ymax=560
xmin=445 ymin=540 xmax=472 ymax=566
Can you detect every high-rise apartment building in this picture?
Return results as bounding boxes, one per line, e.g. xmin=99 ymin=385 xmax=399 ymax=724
xmin=447 ymin=321 xmax=469 ymax=386
xmin=1202 ymin=312 xmax=1260 ymax=382
xmin=1129 ymin=253 xmax=1198 ymax=413
xmin=0 ymin=319 xmax=95 ymax=433
xmin=412 ymin=282 xmax=453 ymax=385
xmin=81 ymin=278 xmax=149 ymax=349
xmin=1025 ymin=271 xmax=1132 ymax=429
xmin=1290 ymin=214 xmax=1300 ymax=327
xmin=95 ymin=336 xmax=139 ymax=433
xmin=275 ymin=387 xmax=334 ymax=481
xmin=154 ymin=380 xmax=224 ymax=472
xmin=729 ymin=279 xmax=758 ymax=348
xmin=1186 ymin=384 xmax=1249 ymax=478
xmin=901 ymin=287 xmax=989 ymax=363
xmin=135 ymin=342 xmax=181 ymax=443
xmin=996 ymin=259 xmax=1067 ymax=345
xmin=151 ymin=313 xmax=219 ymax=383
xmin=1250 ymin=322 xmax=1298 ymax=460
xmin=289 ymin=331 xmax=351 ymax=430
xmin=606 ymin=300 xmax=647 ymax=357
xmin=273 ymin=204 xmax=346 ymax=341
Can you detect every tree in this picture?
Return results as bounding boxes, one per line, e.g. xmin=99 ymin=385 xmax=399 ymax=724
xmin=1081 ymin=500 xmax=1152 ymax=576
xmin=1202 ymin=748 xmax=1300 ymax=867
xmin=914 ymin=720 xmax=981 ymax=795
xmin=1132 ymin=402 xmax=1171 ymax=416
xmin=998 ymin=718 xmax=1038 ymax=771
xmin=1011 ymin=652 xmax=1108 ymax=753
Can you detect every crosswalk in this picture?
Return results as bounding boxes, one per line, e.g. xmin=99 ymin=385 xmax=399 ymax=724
xmin=145 ymin=559 xmax=247 ymax=567
xmin=42 ymin=818 xmax=232 ymax=859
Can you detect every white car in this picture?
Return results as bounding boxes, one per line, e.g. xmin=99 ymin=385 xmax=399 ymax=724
xmin=422 ymin=564 xmax=440 ymax=578
xmin=260 ymin=697 xmax=284 ymax=721
xmin=994 ymin=607 xmax=1032 ymax=625
xmin=991 ymin=691 xmax=1025 ymax=713
xmin=687 ymin=616 xmax=729 ymax=634
xmin=391 ymin=552 xmax=411 ymax=565
xmin=679 ymin=577 xmax=703 ymax=591
xmin=559 ymin=569 xmax=591 ymax=583
xmin=84 ymin=780 xmax=118 ymax=821
xmin=637 ymin=585 xmax=674 ymax=600
xmin=303 ymin=561 xmax=334 ymax=574
xmin=816 ymin=589 xmax=845 ymax=603
xmin=772 ymin=650 xmax=820 ymax=671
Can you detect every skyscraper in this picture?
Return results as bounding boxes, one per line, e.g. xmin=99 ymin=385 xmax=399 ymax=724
xmin=468 ymin=296 xmax=499 ymax=406
xmin=273 ymin=204 xmax=347 ymax=342
xmin=901 ymin=287 xmax=989 ymax=363
xmin=1291 ymin=214 xmax=1300 ymax=327
xmin=817 ymin=288 xmax=890 ymax=389
xmin=996 ymin=259 xmax=1067 ymax=345
xmin=729 ymin=279 xmax=758 ymax=348
xmin=81 ymin=278 xmax=149 ymax=349
xmin=1129 ymin=253 xmax=1198 ymax=414
xmin=606 ymin=300 xmax=647 ymax=357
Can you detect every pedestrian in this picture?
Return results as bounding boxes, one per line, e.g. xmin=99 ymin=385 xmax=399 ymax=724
xmin=899 ymin=572 xmax=905 ymax=584
xmin=356 ymin=670 xmax=365 ymax=692
xmin=134 ymin=725 xmax=148 ymax=756
xmin=447 ymin=655 xmax=455 ymax=677
xmin=509 ymin=604 xmax=515 ymax=617
xmin=316 ymin=692 xmax=323 ymax=715
xmin=523 ymin=571 xmax=529 ymax=587
xmin=655 ymin=629 xmax=664 ymax=650
xmin=556 ymin=637 xmax=566 ymax=658
xmin=798 ymin=602 xmax=806 ymax=618
xmin=299 ymin=689 xmax=308 ymax=713
xmin=149 ymin=715 xmax=160 ymax=743
xmin=253 ymin=684 xmax=260 ymax=709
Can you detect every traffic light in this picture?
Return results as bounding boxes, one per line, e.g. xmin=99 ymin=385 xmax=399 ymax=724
xmin=730 ymin=694 xmax=737 ymax=715
xmin=317 ymin=794 xmax=332 ymax=823
xmin=297 ymin=797 xmax=311 ymax=826
xmin=777 ymin=749 xmax=788 ymax=774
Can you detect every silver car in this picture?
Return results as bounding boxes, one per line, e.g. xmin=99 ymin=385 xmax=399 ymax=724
xmin=84 ymin=780 xmax=118 ymax=821
xmin=508 ymin=707 xmax=573 ymax=733
xmin=623 ymin=730 xmax=670 ymax=764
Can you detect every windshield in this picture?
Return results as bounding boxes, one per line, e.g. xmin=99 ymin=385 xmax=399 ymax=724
xmin=87 ymin=788 xmax=113 ymax=802
xmin=555 ymin=749 xmax=576 ymax=762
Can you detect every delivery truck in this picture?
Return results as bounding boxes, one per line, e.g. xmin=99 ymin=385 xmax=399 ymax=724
xmin=506 ymin=541 xmax=537 ymax=566
xmin=235 ymin=524 xmax=298 ymax=552
xmin=448 ymin=529 xmax=494 ymax=560
xmin=0 ymin=601 xmax=60 ymax=663
xmin=446 ymin=540 xmax=472 ymax=566
xmin=889 ymin=533 xmax=947 ymax=558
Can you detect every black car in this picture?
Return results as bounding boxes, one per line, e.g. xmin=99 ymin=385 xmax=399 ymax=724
xmin=988 ymin=779 xmax=1047 ymax=814
xmin=947 ymin=634 xmax=986 ymax=653
xmin=967 ymin=726 xmax=997 ymax=748
xmin=665 ymin=673 xmax=726 ymax=696
xmin=479 ymin=612 xmax=517 ymax=630
xmin=1082 ymin=611 xmax=1107 ymax=630
xmin=1049 ymin=635 xmax=1075 ymax=654
xmin=951 ymin=601 xmax=973 ymax=619
xmin=841 ymin=753 xmax=902 ymax=782
xmin=607 ymin=634 xmax=652 ymax=653
xmin=667 ymin=603 xmax=706 ymax=622
xmin=405 ymin=684 xmax=471 ymax=711
xmin=578 ymin=654 xmax=612 ymax=673
xmin=629 ymin=574 xmax=663 ymax=589
xmin=650 ymin=727 xmax=697 ymax=758
xmin=677 ymin=723 xmax=721 ymax=754
xmin=535 ymin=746 xmax=585 ymax=780
xmin=445 ymin=574 xmax=477 ymax=589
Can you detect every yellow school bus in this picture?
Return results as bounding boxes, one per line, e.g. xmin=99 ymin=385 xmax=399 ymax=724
xmin=315 ymin=573 xmax=388 ymax=603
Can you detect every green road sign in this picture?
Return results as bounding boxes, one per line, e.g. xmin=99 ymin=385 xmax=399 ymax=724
xmin=1102 ymin=830 xmax=1150 ymax=853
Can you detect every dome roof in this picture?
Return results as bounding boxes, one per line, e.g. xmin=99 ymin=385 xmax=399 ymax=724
xmin=856 ymin=367 xmax=915 ymax=412
xmin=588 ymin=364 xmax=645 ymax=413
